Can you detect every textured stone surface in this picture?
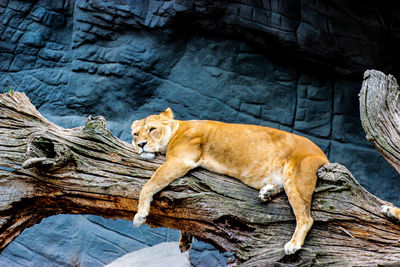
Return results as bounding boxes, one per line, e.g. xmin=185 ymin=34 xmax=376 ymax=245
xmin=1 ymin=0 xmax=400 ymax=266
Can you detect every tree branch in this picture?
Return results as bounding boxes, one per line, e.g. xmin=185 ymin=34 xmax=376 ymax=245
xmin=360 ymin=69 xmax=400 ymax=174
xmin=1 ymin=92 xmax=400 ymax=266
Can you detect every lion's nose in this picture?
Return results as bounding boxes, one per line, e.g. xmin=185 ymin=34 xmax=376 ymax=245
xmin=137 ymin=141 xmax=147 ymax=148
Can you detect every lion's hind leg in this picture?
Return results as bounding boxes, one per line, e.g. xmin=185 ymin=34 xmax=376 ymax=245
xmin=283 ymin=189 xmax=314 ymax=255
xmin=283 ymin=156 xmax=322 ymax=255
xmin=284 ymin=199 xmax=314 ymax=255
xmin=381 ymin=205 xmax=400 ymax=220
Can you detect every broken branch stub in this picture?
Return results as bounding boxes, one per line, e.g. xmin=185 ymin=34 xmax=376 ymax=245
xmin=360 ymin=69 xmax=400 ymax=174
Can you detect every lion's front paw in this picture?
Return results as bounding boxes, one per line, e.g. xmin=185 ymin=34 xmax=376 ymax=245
xmin=284 ymin=241 xmax=301 ymax=255
xmin=133 ymin=213 xmax=147 ymax=227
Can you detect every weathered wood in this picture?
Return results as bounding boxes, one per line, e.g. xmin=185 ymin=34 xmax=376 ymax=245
xmin=1 ymin=92 xmax=400 ymax=266
xmin=360 ymin=69 xmax=400 ymax=174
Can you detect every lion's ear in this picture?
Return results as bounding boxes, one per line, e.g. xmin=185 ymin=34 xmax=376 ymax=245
xmin=159 ymin=107 xmax=174 ymax=120
xmin=131 ymin=120 xmax=138 ymax=130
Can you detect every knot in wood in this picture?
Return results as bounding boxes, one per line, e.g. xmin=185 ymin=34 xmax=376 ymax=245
xmin=25 ymin=135 xmax=55 ymax=160
xmin=84 ymin=115 xmax=106 ymax=132
xmin=22 ymin=134 xmax=75 ymax=170
xmin=316 ymin=163 xmax=353 ymax=191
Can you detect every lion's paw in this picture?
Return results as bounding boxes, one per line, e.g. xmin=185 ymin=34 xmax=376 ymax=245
xmin=133 ymin=213 xmax=147 ymax=227
xmin=259 ymin=184 xmax=276 ymax=202
xmin=284 ymin=241 xmax=301 ymax=255
xmin=381 ymin=205 xmax=395 ymax=219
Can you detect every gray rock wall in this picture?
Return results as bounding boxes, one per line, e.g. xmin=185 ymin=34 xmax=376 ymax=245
xmin=1 ymin=0 xmax=399 ymax=266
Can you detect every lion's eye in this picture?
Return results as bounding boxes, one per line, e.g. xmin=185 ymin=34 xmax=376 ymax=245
xmin=133 ymin=132 xmax=138 ymax=137
xmin=149 ymin=127 xmax=156 ymax=133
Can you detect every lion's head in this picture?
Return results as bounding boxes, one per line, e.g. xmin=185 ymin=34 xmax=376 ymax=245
xmin=131 ymin=108 xmax=177 ymax=160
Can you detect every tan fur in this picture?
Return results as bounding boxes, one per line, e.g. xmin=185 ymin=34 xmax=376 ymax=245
xmin=381 ymin=205 xmax=400 ymax=220
xmin=131 ymin=108 xmax=329 ymax=255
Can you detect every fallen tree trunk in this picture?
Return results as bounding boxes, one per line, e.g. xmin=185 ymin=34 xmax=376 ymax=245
xmin=1 ymin=92 xmax=400 ymax=266
xmin=360 ymin=69 xmax=400 ymax=174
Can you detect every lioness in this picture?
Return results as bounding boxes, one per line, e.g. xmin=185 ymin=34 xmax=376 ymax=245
xmin=131 ymin=108 xmax=329 ymax=255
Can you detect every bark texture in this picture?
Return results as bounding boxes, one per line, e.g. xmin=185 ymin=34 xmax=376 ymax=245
xmin=360 ymin=69 xmax=400 ymax=175
xmin=1 ymin=92 xmax=400 ymax=266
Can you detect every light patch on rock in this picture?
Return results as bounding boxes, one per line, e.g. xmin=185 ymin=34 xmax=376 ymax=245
xmin=106 ymin=242 xmax=190 ymax=267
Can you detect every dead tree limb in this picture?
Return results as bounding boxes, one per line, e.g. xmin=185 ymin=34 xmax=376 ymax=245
xmin=1 ymin=92 xmax=400 ymax=266
xmin=360 ymin=69 xmax=400 ymax=174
